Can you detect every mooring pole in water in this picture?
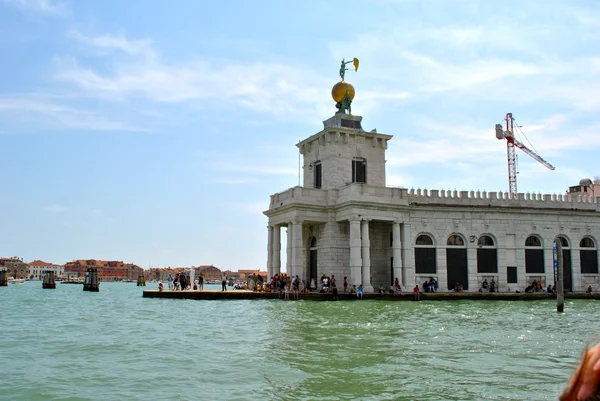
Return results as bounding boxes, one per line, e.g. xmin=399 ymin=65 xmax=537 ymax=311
xmin=83 ymin=268 xmax=100 ymax=292
xmin=556 ymin=240 xmax=564 ymax=313
xmin=137 ymin=270 xmax=146 ymax=286
xmin=42 ymin=271 xmax=56 ymax=289
xmin=0 ymin=270 xmax=7 ymax=286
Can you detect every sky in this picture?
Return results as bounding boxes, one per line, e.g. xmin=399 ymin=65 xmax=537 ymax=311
xmin=1 ymin=0 xmax=600 ymax=271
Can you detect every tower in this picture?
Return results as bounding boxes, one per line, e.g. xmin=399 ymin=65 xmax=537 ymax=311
xmin=298 ymin=64 xmax=391 ymax=190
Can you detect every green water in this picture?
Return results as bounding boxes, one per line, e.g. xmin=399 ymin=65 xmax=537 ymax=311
xmin=0 ymin=282 xmax=598 ymax=400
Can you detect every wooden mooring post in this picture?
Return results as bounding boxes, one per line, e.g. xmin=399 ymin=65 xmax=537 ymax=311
xmin=42 ymin=271 xmax=56 ymax=289
xmin=83 ymin=268 xmax=100 ymax=292
xmin=0 ymin=270 xmax=7 ymax=286
xmin=556 ymin=240 xmax=564 ymax=313
xmin=137 ymin=270 xmax=146 ymax=286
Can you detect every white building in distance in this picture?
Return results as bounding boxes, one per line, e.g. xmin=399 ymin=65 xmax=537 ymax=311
xmin=264 ymin=78 xmax=600 ymax=293
xmin=28 ymin=260 xmax=65 ymax=280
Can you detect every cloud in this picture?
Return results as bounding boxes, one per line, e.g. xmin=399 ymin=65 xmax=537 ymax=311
xmin=212 ymin=177 xmax=262 ymax=185
xmin=7 ymin=0 xmax=68 ymax=16
xmin=0 ymin=95 xmax=147 ymax=131
xmin=43 ymin=204 xmax=67 ymax=213
xmin=67 ymin=30 xmax=156 ymax=60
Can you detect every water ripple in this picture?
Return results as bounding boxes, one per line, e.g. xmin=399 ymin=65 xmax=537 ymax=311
xmin=1 ymin=283 xmax=598 ymax=400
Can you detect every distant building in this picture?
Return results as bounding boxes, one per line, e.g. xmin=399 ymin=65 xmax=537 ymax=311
xmin=64 ymin=259 xmax=141 ymax=281
xmin=27 ymin=260 xmax=65 ymax=280
xmin=569 ymin=177 xmax=600 ymax=197
xmin=0 ymin=257 xmax=28 ymax=279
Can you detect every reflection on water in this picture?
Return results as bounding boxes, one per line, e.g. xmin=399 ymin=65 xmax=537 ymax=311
xmin=0 ymin=282 xmax=597 ymax=400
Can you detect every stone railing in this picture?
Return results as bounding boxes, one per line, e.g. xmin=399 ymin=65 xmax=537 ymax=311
xmin=268 ymin=185 xmax=600 ymax=212
xmin=406 ymin=188 xmax=599 ymax=211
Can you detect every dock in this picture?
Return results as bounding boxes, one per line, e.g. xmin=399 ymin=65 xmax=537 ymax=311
xmin=142 ymin=290 xmax=600 ymax=301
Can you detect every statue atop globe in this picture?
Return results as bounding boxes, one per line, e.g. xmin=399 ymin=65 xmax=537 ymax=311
xmin=332 ymin=58 xmax=359 ymax=114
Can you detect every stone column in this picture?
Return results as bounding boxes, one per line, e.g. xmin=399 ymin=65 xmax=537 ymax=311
xmin=267 ymin=225 xmax=273 ymax=279
xmin=349 ymin=218 xmax=362 ymax=286
xmin=401 ymin=222 xmax=413 ymax=288
xmin=286 ymin=225 xmax=293 ymax=276
xmin=392 ymin=221 xmax=403 ymax=287
xmin=291 ymin=220 xmax=303 ymax=279
xmin=272 ymin=225 xmax=281 ymax=277
xmin=361 ymin=219 xmax=372 ymax=290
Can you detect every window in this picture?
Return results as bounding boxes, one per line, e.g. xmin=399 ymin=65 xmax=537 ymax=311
xmin=556 ymin=236 xmax=569 ymax=247
xmin=447 ymin=235 xmax=465 ymax=246
xmin=416 ymin=234 xmax=434 ymax=246
xmin=581 ymin=237 xmax=596 ymax=248
xmin=525 ymin=236 xmax=541 ymax=247
xmin=314 ymin=162 xmax=322 ymax=189
xmin=352 ymin=159 xmax=366 ymax=183
xmin=478 ymin=235 xmax=495 ymax=246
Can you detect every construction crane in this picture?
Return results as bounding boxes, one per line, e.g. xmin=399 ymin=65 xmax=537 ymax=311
xmin=495 ymin=113 xmax=555 ymax=197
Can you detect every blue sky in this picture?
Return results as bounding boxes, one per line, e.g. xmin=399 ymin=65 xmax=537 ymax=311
xmin=2 ymin=0 xmax=599 ymax=270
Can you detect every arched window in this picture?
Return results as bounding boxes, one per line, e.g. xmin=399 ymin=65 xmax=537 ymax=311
xmin=556 ymin=236 xmax=569 ymax=247
xmin=446 ymin=234 xmax=468 ymax=290
xmin=477 ymin=235 xmax=498 ymax=273
xmin=415 ymin=234 xmax=436 ymax=274
xmin=581 ymin=237 xmax=596 ymax=248
xmin=580 ymin=236 xmax=598 ymax=274
xmin=478 ymin=235 xmax=495 ymax=247
xmin=525 ymin=235 xmax=544 ymax=274
xmin=310 ymin=237 xmax=317 ymax=248
xmin=525 ymin=236 xmax=542 ymax=247
xmin=447 ymin=234 xmax=465 ymax=246
xmin=416 ymin=234 xmax=434 ymax=246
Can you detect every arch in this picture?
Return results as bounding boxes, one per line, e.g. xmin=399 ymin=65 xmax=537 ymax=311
xmin=525 ymin=235 xmax=542 ymax=247
xmin=415 ymin=233 xmax=436 ymax=275
xmin=580 ymin=237 xmax=597 ymax=248
xmin=446 ymin=233 xmax=468 ymax=290
xmin=478 ymin=235 xmax=495 ymax=247
xmin=556 ymin=235 xmax=569 ymax=248
xmin=477 ymin=234 xmax=498 ymax=274
xmin=580 ymin=236 xmax=598 ymax=274
xmin=555 ymin=235 xmax=573 ymax=291
xmin=309 ymin=236 xmax=318 ymax=282
xmin=416 ymin=234 xmax=434 ymax=246
xmin=447 ymin=234 xmax=466 ymax=246
xmin=525 ymin=234 xmax=544 ymax=274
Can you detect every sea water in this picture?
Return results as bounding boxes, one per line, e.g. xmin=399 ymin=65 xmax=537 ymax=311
xmin=0 ymin=282 xmax=598 ymax=401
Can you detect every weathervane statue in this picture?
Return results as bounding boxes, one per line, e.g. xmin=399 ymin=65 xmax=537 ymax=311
xmin=332 ymin=57 xmax=359 ymax=114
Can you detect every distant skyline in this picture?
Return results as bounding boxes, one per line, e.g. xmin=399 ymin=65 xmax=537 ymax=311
xmin=2 ymin=0 xmax=600 ymax=270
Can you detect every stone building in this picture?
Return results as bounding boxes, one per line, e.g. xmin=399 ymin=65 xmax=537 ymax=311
xmin=264 ymin=77 xmax=600 ymax=293
xmin=27 ymin=260 xmax=65 ymax=280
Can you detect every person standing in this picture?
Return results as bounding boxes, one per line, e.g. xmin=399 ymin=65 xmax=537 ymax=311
xmin=167 ymin=274 xmax=174 ymax=290
xmin=199 ymin=273 xmax=204 ymax=291
xmin=343 ymin=276 xmax=348 ymax=293
xmin=221 ymin=273 xmax=227 ymax=291
xmin=180 ymin=272 xmax=188 ymax=291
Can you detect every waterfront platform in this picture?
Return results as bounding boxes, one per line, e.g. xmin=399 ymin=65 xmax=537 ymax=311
xmin=143 ymin=289 xmax=600 ymax=301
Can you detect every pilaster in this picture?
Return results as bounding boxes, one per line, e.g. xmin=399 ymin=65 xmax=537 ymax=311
xmin=392 ymin=221 xmax=402 ymax=287
xmin=361 ymin=219 xmax=372 ymax=290
xmin=349 ymin=218 xmax=362 ymax=286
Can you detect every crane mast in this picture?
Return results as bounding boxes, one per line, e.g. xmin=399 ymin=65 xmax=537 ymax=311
xmin=495 ymin=113 xmax=555 ymax=197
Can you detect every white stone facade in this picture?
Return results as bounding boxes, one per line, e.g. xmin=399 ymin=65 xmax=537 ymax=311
xmin=264 ymin=113 xmax=600 ymax=292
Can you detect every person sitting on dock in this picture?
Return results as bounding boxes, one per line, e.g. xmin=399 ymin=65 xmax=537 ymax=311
xmin=490 ymin=279 xmax=497 ymax=292
xmin=158 ymin=281 xmax=164 ymax=292
xmin=587 ymin=285 xmax=593 ymax=294
xmin=357 ymin=283 xmax=364 ymax=299
xmin=413 ymin=285 xmax=420 ymax=300
xmin=351 ymin=284 xmax=357 ymax=294
xmin=481 ymin=279 xmax=489 ymax=291
xmin=423 ymin=280 xmax=429 ymax=293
